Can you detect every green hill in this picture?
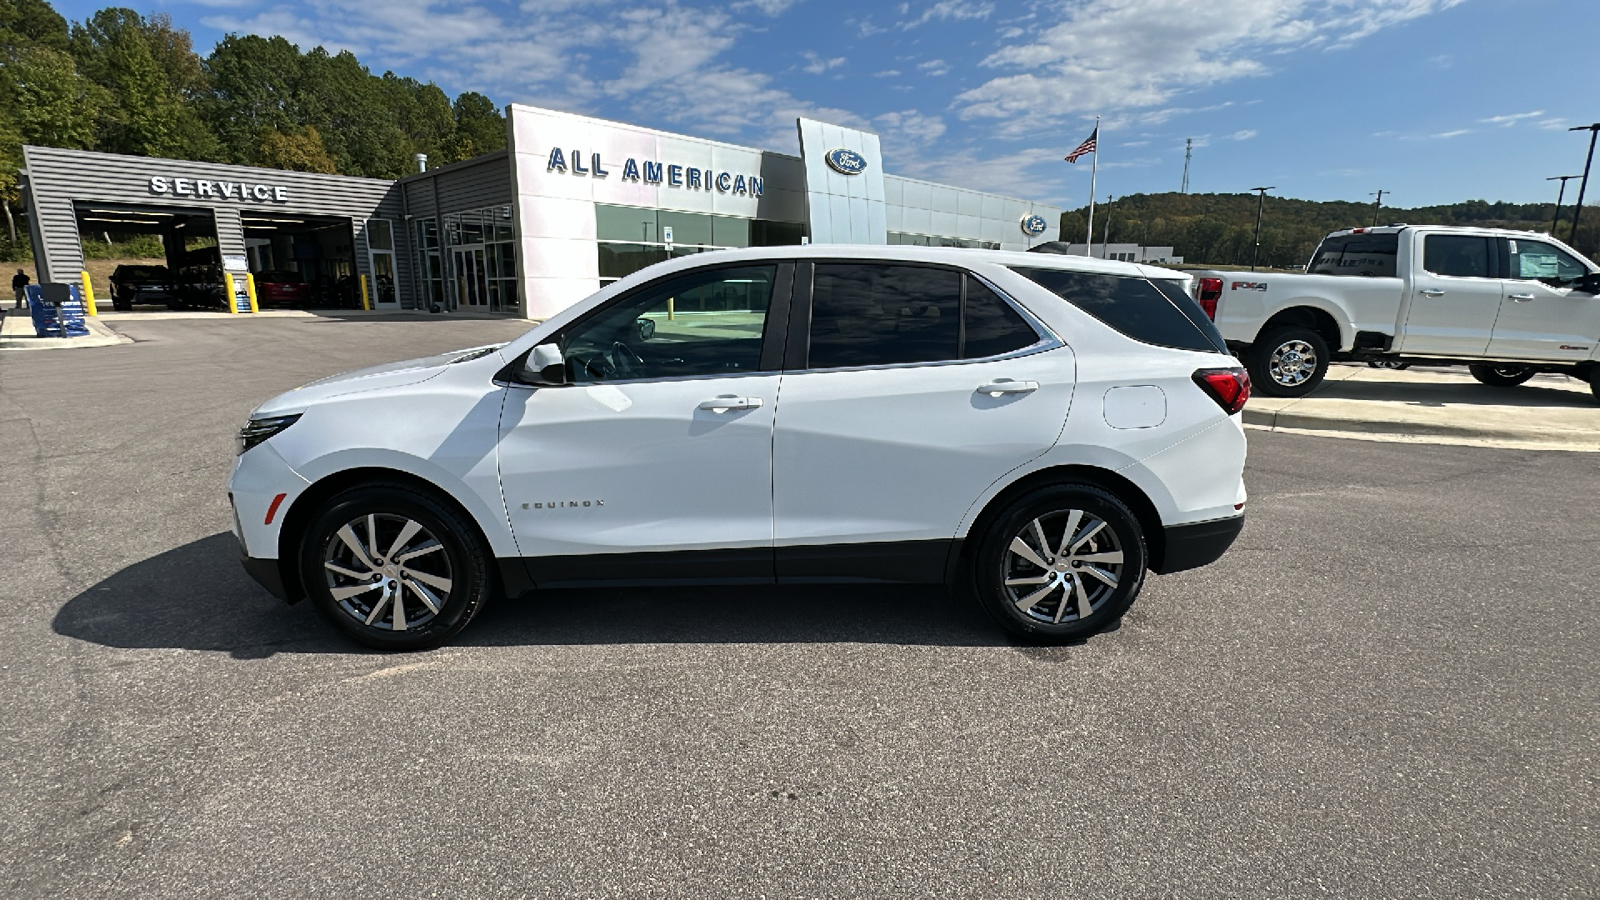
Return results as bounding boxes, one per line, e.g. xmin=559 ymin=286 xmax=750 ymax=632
xmin=1060 ymin=193 xmax=1596 ymax=268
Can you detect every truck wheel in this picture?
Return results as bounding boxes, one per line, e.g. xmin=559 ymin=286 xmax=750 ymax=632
xmin=1248 ymin=327 xmax=1329 ymax=397
xmin=1468 ymin=364 xmax=1535 ymax=387
xmin=1587 ymin=368 xmax=1600 ymax=405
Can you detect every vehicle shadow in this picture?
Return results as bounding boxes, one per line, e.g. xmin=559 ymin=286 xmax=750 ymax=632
xmin=1314 ymin=379 xmax=1593 ymax=408
xmin=53 ymin=533 xmax=1027 ymax=656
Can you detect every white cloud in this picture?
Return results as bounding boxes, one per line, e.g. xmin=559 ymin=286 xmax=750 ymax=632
xmin=917 ymin=58 xmax=951 ymax=76
xmin=957 ymin=0 xmax=1465 ymax=133
xmin=1231 ymin=129 xmax=1258 ymax=140
xmin=731 ymin=0 xmax=801 ymax=14
xmin=875 ymin=109 xmax=947 ymax=148
xmin=899 ymin=0 xmax=996 ymax=29
xmin=874 ymin=69 xmax=903 ymax=78
xmin=1479 ymin=110 xmax=1544 ymax=126
xmin=802 ymin=52 xmax=846 ymax=74
xmin=1432 ymin=129 xmax=1470 ymax=138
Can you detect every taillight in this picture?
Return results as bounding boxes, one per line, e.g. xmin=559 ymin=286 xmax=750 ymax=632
xmin=1193 ymin=367 xmax=1250 ymax=415
xmin=1195 ymin=278 xmax=1223 ymax=319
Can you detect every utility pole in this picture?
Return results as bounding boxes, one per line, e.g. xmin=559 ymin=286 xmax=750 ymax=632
xmin=1102 ymin=195 xmax=1113 ymax=256
xmin=1548 ymin=175 xmax=1581 ymax=236
xmin=1567 ymin=123 xmax=1600 ymax=248
xmin=1369 ymin=190 xmax=1387 ymax=227
xmin=1180 ymin=138 xmax=1192 ymax=193
xmin=1250 ymin=186 xmax=1274 ymax=272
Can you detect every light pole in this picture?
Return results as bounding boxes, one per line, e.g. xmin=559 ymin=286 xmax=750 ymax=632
xmin=1567 ymin=123 xmax=1600 ymax=248
xmin=1548 ymin=175 xmax=1581 ymax=237
xmin=1369 ymin=189 xmax=1387 ymax=227
xmin=1250 ymin=186 xmax=1274 ymax=272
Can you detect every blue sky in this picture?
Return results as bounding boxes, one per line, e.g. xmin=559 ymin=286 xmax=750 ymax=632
xmin=52 ymin=0 xmax=1600 ymax=208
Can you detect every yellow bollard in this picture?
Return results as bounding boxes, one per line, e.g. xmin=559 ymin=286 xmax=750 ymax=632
xmin=359 ymin=274 xmax=371 ymax=311
xmin=667 ymin=296 xmax=675 ymax=320
xmin=224 ymin=273 xmax=239 ymax=314
xmin=79 ymin=271 xmax=98 ymax=316
xmin=244 ymin=273 xmax=259 ymax=314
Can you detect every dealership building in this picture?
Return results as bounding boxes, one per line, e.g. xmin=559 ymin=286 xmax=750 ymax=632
xmin=21 ymin=105 xmax=1062 ymax=319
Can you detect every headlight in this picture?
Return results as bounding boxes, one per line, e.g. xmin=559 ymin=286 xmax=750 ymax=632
xmin=237 ymin=414 xmax=301 ymax=455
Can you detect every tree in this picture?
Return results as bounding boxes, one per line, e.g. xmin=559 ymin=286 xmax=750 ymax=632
xmin=257 ymin=125 xmax=337 ymax=173
xmin=71 ymin=8 xmax=218 ymax=159
xmin=201 ymin=33 xmax=302 ymax=165
xmin=0 ymin=0 xmax=69 ymax=52
xmin=295 ymin=47 xmax=410 ymax=177
xmin=441 ymin=91 xmax=506 ymax=163
xmin=381 ymin=73 xmax=455 ymax=168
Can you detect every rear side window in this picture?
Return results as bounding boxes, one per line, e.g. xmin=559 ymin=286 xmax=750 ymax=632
xmin=963 ymin=277 xmax=1041 ymax=358
xmin=806 ymin=264 xmax=1045 ymax=368
xmin=1423 ymin=235 xmax=1492 ymax=278
xmin=1307 ymin=233 xmax=1399 ymax=277
xmin=1009 ymin=267 xmax=1222 ymax=353
xmin=809 ymin=264 xmax=961 ymax=368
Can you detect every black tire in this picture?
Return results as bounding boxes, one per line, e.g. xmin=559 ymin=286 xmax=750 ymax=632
xmin=1587 ymin=368 xmax=1600 ymax=405
xmin=1366 ymin=360 xmax=1410 ymax=370
xmin=299 ymin=482 xmax=492 ymax=651
xmin=112 ymin=298 xmax=131 ymax=312
xmin=1248 ymin=326 xmax=1330 ymax=397
xmin=970 ymin=484 xmax=1148 ymax=643
xmin=1468 ymin=364 xmax=1536 ymax=387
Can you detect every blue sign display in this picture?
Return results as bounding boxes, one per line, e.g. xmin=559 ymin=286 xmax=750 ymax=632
xmin=1020 ymin=214 xmax=1048 ymax=236
xmin=547 ymin=148 xmax=764 ymax=197
xmin=825 ymin=148 xmax=868 ymax=175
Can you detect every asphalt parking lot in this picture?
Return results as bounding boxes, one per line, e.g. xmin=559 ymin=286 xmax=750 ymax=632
xmin=2 ymin=314 xmax=1596 ymax=898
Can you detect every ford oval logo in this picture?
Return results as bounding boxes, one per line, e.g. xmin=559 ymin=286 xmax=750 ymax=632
xmin=1020 ymin=214 xmax=1048 ymax=236
xmin=825 ymin=148 xmax=868 ymax=175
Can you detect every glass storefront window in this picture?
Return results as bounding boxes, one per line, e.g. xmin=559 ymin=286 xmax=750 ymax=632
xmin=599 ymin=243 xmax=670 ymax=280
xmin=596 ymin=205 xmax=659 ymax=243
xmin=657 ymin=210 xmax=714 ymax=246
xmin=460 ymin=211 xmax=484 ymax=245
xmin=367 ymin=219 xmax=394 ymax=251
xmin=712 ymin=217 xmax=750 ymax=248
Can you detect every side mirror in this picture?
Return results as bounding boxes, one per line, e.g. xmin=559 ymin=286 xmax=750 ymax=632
xmin=519 ymin=342 xmax=567 ymax=385
xmin=1575 ymin=272 xmax=1600 ymax=295
xmin=636 ymin=316 xmax=656 ymax=341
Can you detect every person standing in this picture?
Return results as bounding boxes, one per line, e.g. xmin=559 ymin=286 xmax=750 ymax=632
xmin=11 ymin=269 xmax=28 ymax=308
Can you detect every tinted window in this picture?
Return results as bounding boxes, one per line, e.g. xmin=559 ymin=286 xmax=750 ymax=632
xmin=1009 ymin=267 xmax=1220 ymax=353
xmin=1150 ymin=279 xmax=1229 ymax=353
xmin=963 ymin=276 xmax=1040 ymax=358
xmin=808 ymin=264 xmax=960 ymax=368
xmin=1423 ymin=235 xmax=1492 ymax=278
xmin=1307 ymin=233 xmax=1399 ymax=277
xmin=562 ymin=265 xmax=777 ymax=382
xmin=1507 ymin=239 xmax=1588 ymax=284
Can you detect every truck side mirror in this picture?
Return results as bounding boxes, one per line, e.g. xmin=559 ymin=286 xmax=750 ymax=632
xmin=519 ymin=342 xmax=567 ymax=386
xmin=1576 ymin=272 xmax=1600 ymax=295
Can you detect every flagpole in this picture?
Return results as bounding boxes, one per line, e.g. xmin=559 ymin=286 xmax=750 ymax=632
xmin=1085 ymin=116 xmax=1099 ymax=257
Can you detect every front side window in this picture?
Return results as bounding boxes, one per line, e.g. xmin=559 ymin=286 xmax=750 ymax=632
xmin=1422 ymin=235 xmax=1492 ymax=279
xmin=561 ymin=265 xmax=777 ymax=383
xmin=1507 ymin=239 xmax=1588 ymax=285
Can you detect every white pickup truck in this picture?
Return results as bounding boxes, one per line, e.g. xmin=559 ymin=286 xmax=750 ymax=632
xmin=1189 ymin=225 xmax=1600 ymax=402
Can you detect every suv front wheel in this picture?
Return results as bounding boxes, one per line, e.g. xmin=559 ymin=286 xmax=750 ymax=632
xmin=971 ymin=484 xmax=1148 ymax=643
xmin=299 ymin=483 xmax=493 ymax=651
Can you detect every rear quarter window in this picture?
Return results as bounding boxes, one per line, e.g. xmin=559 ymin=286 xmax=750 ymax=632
xmin=1009 ymin=267 xmax=1225 ymax=353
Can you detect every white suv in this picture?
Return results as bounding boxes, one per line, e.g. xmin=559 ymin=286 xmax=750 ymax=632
xmin=229 ymin=246 xmax=1250 ymax=650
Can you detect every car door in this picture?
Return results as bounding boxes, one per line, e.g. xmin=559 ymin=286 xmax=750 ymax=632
xmin=770 ymin=261 xmax=1072 ymax=581
xmin=1485 ymin=237 xmax=1600 ymax=361
xmin=498 ymin=262 xmax=791 ymax=583
xmin=1399 ymin=233 xmax=1502 ymax=356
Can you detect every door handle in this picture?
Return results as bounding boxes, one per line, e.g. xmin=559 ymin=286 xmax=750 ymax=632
xmin=1419 ymin=289 xmax=1445 ymax=297
xmin=976 ymin=380 xmax=1039 ymax=396
xmin=697 ymin=396 xmax=763 ymax=412
xmin=1508 ymin=293 xmax=1535 ymax=302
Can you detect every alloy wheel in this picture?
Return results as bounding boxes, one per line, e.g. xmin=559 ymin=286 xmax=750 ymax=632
xmin=1002 ymin=509 xmax=1125 ymax=625
xmin=1268 ymin=339 xmax=1318 ymax=387
xmin=321 ymin=513 xmax=454 ymax=632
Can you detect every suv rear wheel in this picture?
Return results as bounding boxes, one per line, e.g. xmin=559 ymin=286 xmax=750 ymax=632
xmin=1249 ymin=326 xmax=1330 ymax=397
xmin=971 ymin=484 xmax=1148 ymax=643
xmin=299 ymin=483 xmax=492 ymax=651
xmin=1468 ymin=364 xmax=1536 ymax=387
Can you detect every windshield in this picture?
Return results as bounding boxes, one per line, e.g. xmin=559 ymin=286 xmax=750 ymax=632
xmin=1307 ymin=233 xmax=1399 ymax=277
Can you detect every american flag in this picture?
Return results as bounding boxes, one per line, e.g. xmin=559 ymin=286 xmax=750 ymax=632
xmin=1064 ymin=126 xmax=1098 ymax=163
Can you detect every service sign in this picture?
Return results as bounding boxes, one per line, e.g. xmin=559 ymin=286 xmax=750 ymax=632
xmin=148 ymin=176 xmax=289 ymax=203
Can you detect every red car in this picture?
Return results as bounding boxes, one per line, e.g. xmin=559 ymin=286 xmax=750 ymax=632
xmin=255 ymin=271 xmax=310 ymax=307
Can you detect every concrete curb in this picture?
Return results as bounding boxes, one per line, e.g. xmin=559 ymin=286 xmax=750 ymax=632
xmin=0 ymin=310 xmax=132 ymax=351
